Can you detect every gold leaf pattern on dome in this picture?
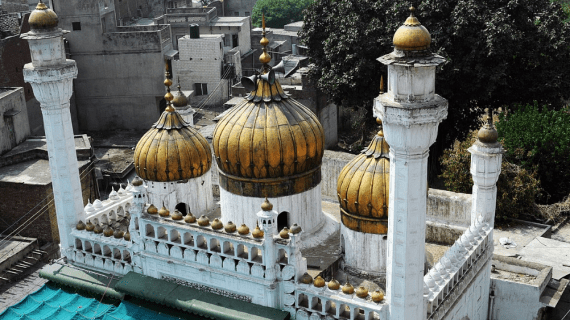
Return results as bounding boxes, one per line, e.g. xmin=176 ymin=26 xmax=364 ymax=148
xmin=337 ymin=131 xmax=390 ymax=234
xmin=393 ymin=7 xmax=431 ymax=52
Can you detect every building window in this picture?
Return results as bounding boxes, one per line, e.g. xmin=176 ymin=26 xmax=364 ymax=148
xmin=245 ymin=11 xmax=250 ymax=17
xmin=72 ymin=22 xmax=81 ymax=30
xmin=234 ymin=12 xmax=239 ymax=16
xmin=232 ymin=34 xmax=239 ymax=47
xmin=194 ymin=83 xmax=208 ymax=96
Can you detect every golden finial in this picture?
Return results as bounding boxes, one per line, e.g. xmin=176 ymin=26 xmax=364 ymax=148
xmin=379 ymin=75 xmax=385 ymax=94
xmin=163 ymin=59 xmax=175 ymax=112
xmin=376 ymin=118 xmax=384 ymax=137
xmin=36 ymin=0 xmax=48 ymax=10
xmin=259 ymin=14 xmax=271 ymax=65
xmin=409 ymin=5 xmax=415 ymax=16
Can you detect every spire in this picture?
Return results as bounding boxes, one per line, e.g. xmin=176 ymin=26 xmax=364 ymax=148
xmin=259 ymin=14 xmax=271 ymax=68
xmin=163 ymin=59 xmax=175 ymax=112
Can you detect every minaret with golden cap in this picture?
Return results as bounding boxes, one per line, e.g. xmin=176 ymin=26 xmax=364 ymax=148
xmin=20 ymin=1 xmax=82 ymax=257
xmin=468 ymin=108 xmax=503 ymax=228
xmin=374 ymin=7 xmax=447 ymax=320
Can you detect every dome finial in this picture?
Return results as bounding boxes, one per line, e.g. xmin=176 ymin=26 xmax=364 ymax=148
xmin=163 ymin=59 xmax=175 ymax=112
xmin=409 ymin=5 xmax=416 ymax=17
xmin=259 ymin=14 xmax=271 ymax=66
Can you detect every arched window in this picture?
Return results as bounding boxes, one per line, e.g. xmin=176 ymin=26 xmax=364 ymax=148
xmin=175 ymin=202 xmax=188 ymax=215
xmin=277 ymin=211 xmax=289 ymax=230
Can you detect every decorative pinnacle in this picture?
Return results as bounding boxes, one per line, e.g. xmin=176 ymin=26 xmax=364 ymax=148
xmin=163 ymin=59 xmax=175 ymax=112
xmin=409 ymin=6 xmax=415 ymax=16
xmin=379 ymin=75 xmax=385 ymax=94
xmin=36 ymin=0 xmax=47 ymax=10
xmin=259 ymin=14 xmax=271 ymax=65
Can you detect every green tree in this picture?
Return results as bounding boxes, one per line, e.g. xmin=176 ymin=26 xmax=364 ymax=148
xmin=300 ymin=0 xmax=570 ymax=175
xmin=440 ymin=131 xmax=540 ymax=222
xmin=496 ymin=103 xmax=570 ymax=204
xmin=252 ymin=0 xmax=312 ymax=29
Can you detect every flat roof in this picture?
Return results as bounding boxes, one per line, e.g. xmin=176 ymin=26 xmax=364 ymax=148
xmin=0 ymin=158 xmax=91 ymax=185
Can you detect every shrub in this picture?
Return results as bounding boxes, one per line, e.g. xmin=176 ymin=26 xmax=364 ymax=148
xmin=496 ymin=103 xmax=570 ymax=204
xmin=440 ymin=131 xmax=540 ymax=222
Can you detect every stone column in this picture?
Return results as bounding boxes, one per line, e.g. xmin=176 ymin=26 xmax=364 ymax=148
xmin=21 ymin=4 xmax=81 ymax=257
xmin=374 ymin=59 xmax=447 ymax=320
xmin=468 ymin=115 xmax=503 ymax=228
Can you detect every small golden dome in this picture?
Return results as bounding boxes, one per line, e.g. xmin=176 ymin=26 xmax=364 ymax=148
xmin=164 ymin=78 xmax=173 ymax=87
xmin=371 ymin=290 xmax=384 ymax=302
xmin=279 ymin=227 xmax=290 ymax=239
xmin=164 ymin=91 xmax=174 ymax=102
xmin=355 ymin=286 xmax=369 ymax=298
xmin=184 ymin=212 xmax=196 ymax=223
xmin=342 ymin=282 xmax=354 ymax=295
xmin=132 ymin=177 xmax=143 ymax=186
xmin=211 ymin=218 xmax=223 ymax=230
xmin=197 ymin=215 xmax=210 ymax=226
xmin=259 ymin=50 xmax=271 ymax=64
xmin=171 ymin=210 xmax=183 ymax=220
xmin=224 ymin=221 xmax=237 ymax=233
xmin=124 ymin=231 xmax=131 ymax=241
xmin=299 ymin=272 xmax=313 ymax=284
xmin=478 ymin=110 xmax=499 ymax=144
xmin=313 ymin=276 xmax=325 ymax=287
xmin=85 ymin=221 xmax=95 ymax=232
xmin=103 ymin=226 xmax=114 ymax=237
xmin=260 ymin=36 xmax=269 ymax=47
xmin=29 ymin=1 xmax=58 ymax=31
xmin=93 ymin=224 xmax=103 ymax=234
xmin=113 ymin=229 xmax=124 ymax=239
xmin=76 ymin=220 xmax=86 ymax=230
xmin=337 ymin=130 xmax=390 ymax=234
xmin=289 ymin=223 xmax=302 ymax=234
xmin=252 ymin=224 xmax=264 ymax=238
xmin=147 ymin=204 xmax=158 ymax=214
xmin=134 ymin=104 xmax=212 ymax=182
xmin=158 ymin=206 xmax=170 ymax=217
xmin=261 ymin=198 xmax=273 ymax=211
xmin=393 ymin=7 xmax=431 ymax=52
xmin=328 ymin=278 xmax=340 ymax=290
xmin=172 ymin=84 xmax=189 ymax=107
xmin=238 ymin=224 xmax=250 ymax=235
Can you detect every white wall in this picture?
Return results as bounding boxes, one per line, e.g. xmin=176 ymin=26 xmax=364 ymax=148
xmin=442 ymin=261 xmax=492 ymax=320
xmin=490 ymin=276 xmax=545 ymax=320
xmin=341 ymin=226 xmax=387 ymax=275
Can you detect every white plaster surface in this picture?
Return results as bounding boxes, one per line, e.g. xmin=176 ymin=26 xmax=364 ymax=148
xmin=341 ymin=226 xmax=387 ymax=274
xmin=219 ymin=184 xmax=324 ymax=237
xmin=469 ymin=143 xmax=503 ymax=228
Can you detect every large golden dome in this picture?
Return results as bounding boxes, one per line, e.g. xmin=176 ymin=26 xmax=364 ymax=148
xmin=213 ymin=75 xmax=324 ymax=197
xmin=29 ymin=1 xmax=59 ymax=31
xmin=393 ymin=7 xmax=431 ymax=52
xmin=134 ymin=107 xmax=211 ymax=182
xmin=337 ymin=130 xmax=390 ymax=234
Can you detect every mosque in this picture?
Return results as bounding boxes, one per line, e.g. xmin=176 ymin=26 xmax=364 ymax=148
xmin=18 ymin=2 xmax=509 ymax=319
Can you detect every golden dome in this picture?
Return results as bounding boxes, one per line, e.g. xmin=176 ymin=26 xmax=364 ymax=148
xmin=328 ymin=278 xmax=340 ymax=290
xmin=211 ymin=218 xmax=223 ymax=230
xmin=171 ymin=210 xmax=183 ymax=220
xmin=184 ymin=212 xmax=196 ymax=223
xmin=213 ymin=73 xmax=324 ymax=198
xmin=371 ymin=290 xmax=384 ymax=302
xmin=393 ymin=7 xmax=431 ymax=52
xmin=85 ymin=221 xmax=95 ymax=232
xmin=124 ymin=231 xmax=131 ymax=241
xmin=478 ymin=110 xmax=499 ymax=144
xmin=252 ymin=224 xmax=264 ymax=238
xmin=147 ymin=204 xmax=158 ymax=214
xmin=224 ymin=221 xmax=236 ymax=233
xmin=94 ymin=224 xmax=103 ymax=234
xmin=279 ymin=227 xmax=290 ymax=239
xmin=103 ymin=226 xmax=114 ymax=237
xmin=238 ymin=224 xmax=250 ymax=235
xmin=132 ymin=177 xmax=143 ymax=186
xmin=342 ymin=282 xmax=354 ymax=295
xmin=134 ymin=104 xmax=211 ymax=182
xmin=355 ymin=286 xmax=369 ymax=298
xmin=158 ymin=205 xmax=170 ymax=217
xmin=337 ymin=130 xmax=390 ymax=234
xmin=289 ymin=223 xmax=302 ymax=234
xmin=172 ymin=83 xmax=189 ymax=107
xmin=76 ymin=220 xmax=86 ymax=230
xmin=299 ymin=272 xmax=313 ymax=284
xmin=313 ymin=276 xmax=325 ymax=287
xmin=29 ymin=1 xmax=59 ymax=31
xmin=261 ymin=198 xmax=273 ymax=211
xmin=113 ymin=229 xmax=124 ymax=239
xmin=197 ymin=215 xmax=210 ymax=226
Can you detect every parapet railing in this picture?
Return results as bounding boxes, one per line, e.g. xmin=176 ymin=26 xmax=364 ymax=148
xmin=423 ymin=216 xmax=493 ymax=317
xmin=83 ymin=186 xmax=133 ymax=228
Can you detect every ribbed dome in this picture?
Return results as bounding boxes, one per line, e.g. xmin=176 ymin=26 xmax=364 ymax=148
xmin=29 ymin=1 xmax=58 ymax=31
xmin=393 ymin=7 xmax=431 ymax=52
xmin=337 ymin=131 xmax=390 ymax=234
xmin=213 ymin=74 xmax=324 ymax=198
xmin=134 ymin=108 xmax=211 ymax=182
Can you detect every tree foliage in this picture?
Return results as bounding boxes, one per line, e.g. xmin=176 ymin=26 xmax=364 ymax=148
xmin=252 ymin=0 xmax=312 ymax=28
xmin=439 ymin=131 xmax=540 ymax=222
xmin=300 ymin=0 xmax=570 ymax=161
xmin=496 ymin=103 xmax=570 ymax=204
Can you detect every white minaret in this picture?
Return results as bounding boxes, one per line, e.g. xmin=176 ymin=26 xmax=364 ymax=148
xmin=374 ymin=8 xmax=447 ymax=320
xmin=469 ymin=109 xmax=503 ymax=228
xmin=21 ymin=1 xmax=82 ymax=257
